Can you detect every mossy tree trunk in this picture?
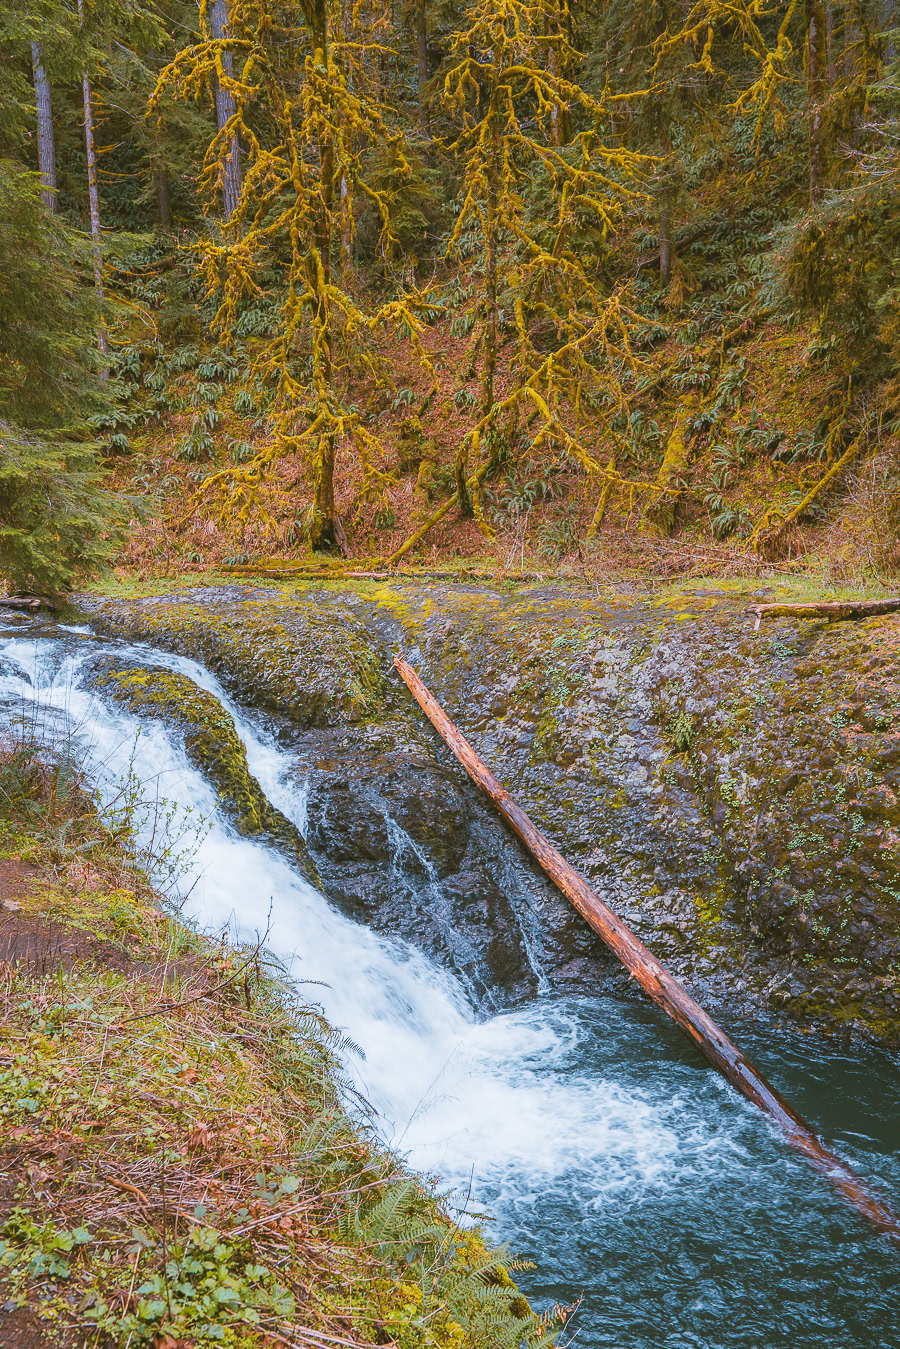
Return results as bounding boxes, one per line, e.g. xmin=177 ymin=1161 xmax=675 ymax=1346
xmin=208 ymin=0 xmax=242 ymax=220
xmin=806 ymin=0 xmax=828 ymax=203
xmin=306 ymin=0 xmax=341 ymax=552
xmin=31 ymin=42 xmax=57 ymax=212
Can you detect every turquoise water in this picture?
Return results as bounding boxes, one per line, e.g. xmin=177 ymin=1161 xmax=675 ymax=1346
xmin=493 ymin=998 xmax=900 ymax=1348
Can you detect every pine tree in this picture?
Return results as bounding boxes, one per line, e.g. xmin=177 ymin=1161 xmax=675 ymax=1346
xmin=0 ymin=162 xmax=124 ymax=593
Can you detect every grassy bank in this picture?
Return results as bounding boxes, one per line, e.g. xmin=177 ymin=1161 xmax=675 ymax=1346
xmin=0 ymin=736 xmax=552 ymax=1348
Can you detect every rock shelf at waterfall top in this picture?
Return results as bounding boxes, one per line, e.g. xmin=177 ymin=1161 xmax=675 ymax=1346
xmin=75 ymin=577 xmax=900 ymax=1045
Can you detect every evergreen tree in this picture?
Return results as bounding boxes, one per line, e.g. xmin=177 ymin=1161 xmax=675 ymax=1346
xmin=0 ymin=161 xmax=124 ymax=593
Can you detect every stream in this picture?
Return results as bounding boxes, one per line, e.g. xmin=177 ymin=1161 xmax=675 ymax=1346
xmin=1 ymin=621 xmax=899 ymax=1349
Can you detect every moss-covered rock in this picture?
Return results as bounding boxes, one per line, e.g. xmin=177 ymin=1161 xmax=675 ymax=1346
xmin=76 ymin=578 xmax=900 ymax=1043
xmin=80 ymin=587 xmax=385 ymax=728
xmin=90 ymin=659 xmax=320 ymax=886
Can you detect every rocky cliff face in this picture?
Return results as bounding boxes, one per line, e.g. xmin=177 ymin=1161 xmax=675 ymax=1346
xmin=77 ymin=580 xmax=900 ymax=1043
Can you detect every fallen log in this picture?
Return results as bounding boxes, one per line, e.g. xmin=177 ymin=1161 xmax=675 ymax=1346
xmin=752 ymin=597 xmax=900 ymax=629
xmin=0 ymin=594 xmax=51 ymax=611
xmin=3 ymin=595 xmax=40 ymax=608
xmin=394 ymin=654 xmax=900 ymax=1242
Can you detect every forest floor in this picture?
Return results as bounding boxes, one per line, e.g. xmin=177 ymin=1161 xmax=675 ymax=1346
xmin=109 ymin=294 xmax=900 ymax=588
xmin=0 ymin=743 xmax=543 ymax=1349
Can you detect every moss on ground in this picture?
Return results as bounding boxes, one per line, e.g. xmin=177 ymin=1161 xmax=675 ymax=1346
xmin=74 ymin=574 xmax=900 ymax=1042
xmin=0 ymin=742 xmax=549 ymax=1349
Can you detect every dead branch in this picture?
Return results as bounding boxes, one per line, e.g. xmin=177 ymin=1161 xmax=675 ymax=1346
xmin=751 ymin=596 xmax=900 ymax=629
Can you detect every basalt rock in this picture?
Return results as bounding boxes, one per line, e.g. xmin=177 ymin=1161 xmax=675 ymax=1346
xmin=77 ymin=580 xmax=900 ymax=1043
xmin=88 ymin=657 xmax=320 ymax=887
xmin=301 ymin=749 xmax=606 ymax=1008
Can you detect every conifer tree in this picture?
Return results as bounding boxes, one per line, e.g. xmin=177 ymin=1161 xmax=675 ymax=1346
xmin=30 ymin=39 xmax=57 ymax=210
xmin=0 ymin=163 xmax=124 ymax=593
xmin=205 ymin=0 xmax=242 ymax=218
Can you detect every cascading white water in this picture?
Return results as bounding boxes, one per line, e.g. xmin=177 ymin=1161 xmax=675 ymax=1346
xmin=4 ymin=624 xmax=900 ymax=1347
xmin=0 ymin=629 xmax=720 ymax=1194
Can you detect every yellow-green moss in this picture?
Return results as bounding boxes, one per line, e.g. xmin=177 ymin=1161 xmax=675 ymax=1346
xmin=93 ymin=663 xmax=319 ymax=884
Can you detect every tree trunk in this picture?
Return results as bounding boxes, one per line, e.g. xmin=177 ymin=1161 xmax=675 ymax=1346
xmin=825 ymin=0 xmax=837 ymax=83
xmin=752 ymin=596 xmax=900 ymax=625
xmin=208 ymin=0 xmax=242 ymax=220
xmin=659 ymin=203 xmax=673 ymax=286
xmin=31 ymin=42 xmax=57 ymax=212
xmin=393 ymin=654 xmax=900 ymax=1243
xmin=311 ymin=425 xmax=337 ymax=550
xmin=306 ymin=0 xmax=338 ymax=551
xmin=482 ymin=182 xmax=498 ymax=421
xmin=77 ymin=0 xmax=108 ymax=375
xmin=307 ymin=249 xmax=335 ymax=551
xmin=547 ymin=22 xmax=562 ymax=147
xmin=415 ymin=0 xmax=429 ymax=132
xmin=806 ymin=0 xmax=828 ymax=204
xmin=339 ymin=172 xmax=352 ymax=280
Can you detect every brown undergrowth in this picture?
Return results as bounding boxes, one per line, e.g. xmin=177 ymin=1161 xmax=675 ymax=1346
xmin=0 ymin=739 xmax=554 ymax=1348
xmin=109 ymin=303 xmax=900 ymax=589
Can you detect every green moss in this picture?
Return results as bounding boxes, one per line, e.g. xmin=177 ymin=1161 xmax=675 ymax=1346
xmin=83 ymin=595 xmax=385 ymax=727
xmin=94 ymin=663 xmax=319 ymax=885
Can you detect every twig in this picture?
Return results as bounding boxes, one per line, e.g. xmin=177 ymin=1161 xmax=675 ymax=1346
xmin=123 ymin=927 xmax=269 ymax=1022
xmin=102 ymin=1173 xmax=151 ymax=1206
xmin=268 ymin=1326 xmax=388 ymax=1349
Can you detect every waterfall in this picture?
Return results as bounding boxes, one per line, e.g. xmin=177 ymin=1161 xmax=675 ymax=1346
xmin=2 ymin=622 xmax=898 ymax=1348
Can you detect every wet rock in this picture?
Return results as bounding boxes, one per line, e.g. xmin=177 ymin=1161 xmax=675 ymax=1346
xmin=75 ymin=579 xmax=900 ymax=1043
xmin=87 ymin=656 xmax=319 ymax=885
xmin=303 ymin=752 xmax=540 ymax=1007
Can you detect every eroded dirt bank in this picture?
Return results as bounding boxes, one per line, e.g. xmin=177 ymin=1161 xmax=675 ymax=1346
xmin=76 ymin=579 xmax=900 ymax=1044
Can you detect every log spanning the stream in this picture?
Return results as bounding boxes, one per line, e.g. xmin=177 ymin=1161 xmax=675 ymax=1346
xmin=394 ymin=654 xmax=900 ymax=1242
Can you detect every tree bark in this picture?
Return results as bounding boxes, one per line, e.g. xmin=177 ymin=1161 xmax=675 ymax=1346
xmin=208 ymin=0 xmax=242 ymax=220
xmin=482 ymin=172 xmax=498 ymax=421
xmin=304 ymin=0 xmax=339 ymax=551
xmin=806 ymin=0 xmax=828 ymax=204
xmin=394 ymin=654 xmax=900 ymax=1243
xmin=339 ymin=172 xmax=352 ymax=280
xmin=156 ymin=161 xmax=172 ymax=229
xmin=659 ymin=203 xmax=673 ymax=286
xmin=415 ymin=0 xmax=429 ymax=132
xmin=825 ymin=0 xmax=837 ymax=83
xmin=752 ymin=596 xmax=900 ymax=625
xmin=31 ymin=42 xmax=57 ymax=212
xmin=77 ymin=0 xmax=108 ymax=375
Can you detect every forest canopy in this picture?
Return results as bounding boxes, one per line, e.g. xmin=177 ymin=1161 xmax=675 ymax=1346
xmin=1 ymin=0 xmax=900 ymax=586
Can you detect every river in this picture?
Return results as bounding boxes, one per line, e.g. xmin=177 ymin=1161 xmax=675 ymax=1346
xmin=1 ymin=619 xmax=898 ymax=1348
